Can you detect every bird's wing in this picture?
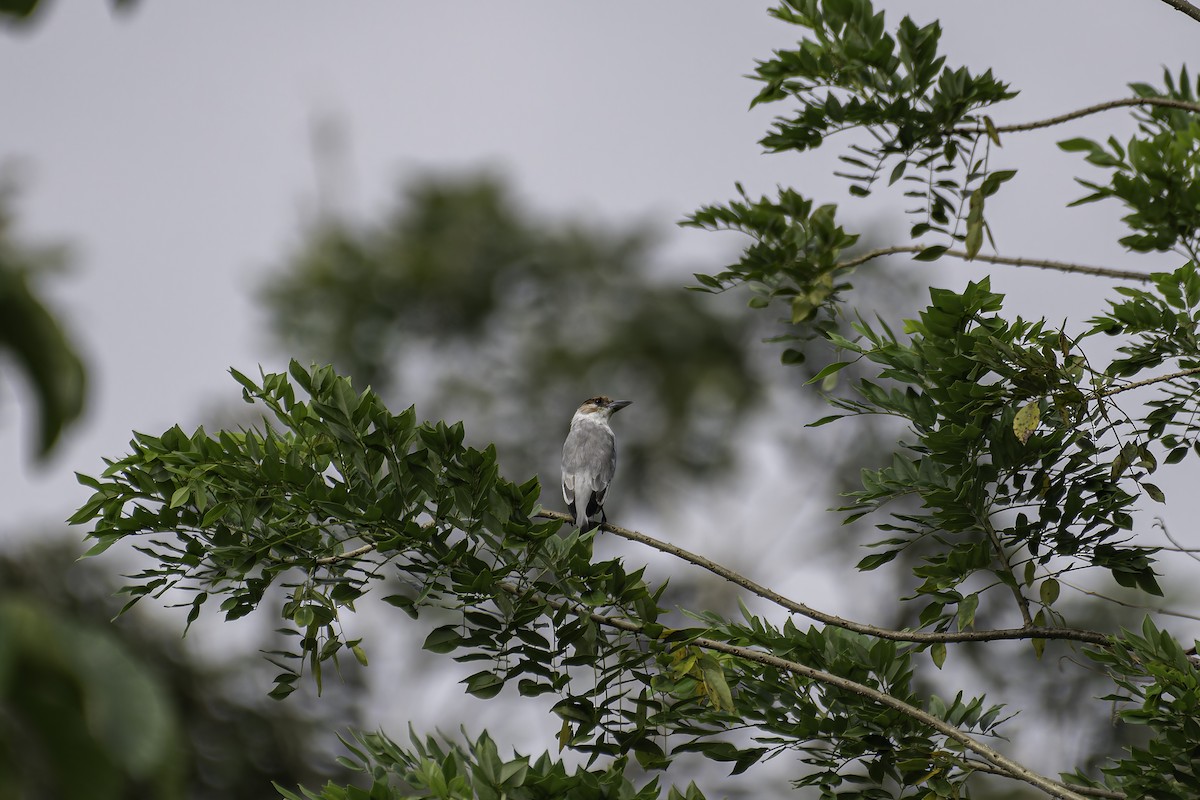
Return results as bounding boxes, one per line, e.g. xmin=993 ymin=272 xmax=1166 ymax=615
xmin=562 ymin=423 xmax=615 ymax=507
xmin=561 ymin=470 xmax=575 ymax=507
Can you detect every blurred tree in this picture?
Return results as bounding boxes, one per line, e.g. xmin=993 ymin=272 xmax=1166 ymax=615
xmin=0 ymin=173 xmax=85 ymax=459
xmin=0 ymin=0 xmax=134 ymax=27
xmin=261 ymin=174 xmax=764 ymax=503
xmin=0 ymin=535 xmax=360 ymax=800
xmin=0 ymin=179 xmax=359 ymax=798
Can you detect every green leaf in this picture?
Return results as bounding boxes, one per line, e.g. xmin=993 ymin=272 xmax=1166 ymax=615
xmin=956 ymin=593 xmax=979 ymax=631
xmin=1057 ymin=137 xmax=1100 ymax=153
xmin=422 ymin=625 xmax=464 ymax=654
xmin=805 ymin=360 xmax=852 ymax=385
xmin=983 ymin=116 xmax=1001 ymax=146
xmin=169 ymin=486 xmax=190 ymax=509
xmin=1039 ymin=578 xmax=1060 ymax=606
xmin=462 ymin=671 xmax=503 ymax=699
xmin=699 ymin=654 xmax=735 ymax=712
xmin=930 ymin=642 xmax=947 ymax=669
xmin=856 ymin=550 xmax=900 ymax=571
xmin=781 ymin=348 xmax=807 ymax=366
xmin=351 ymin=644 xmax=369 ymax=667
xmin=913 ymin=245 xmax=948 ymax=261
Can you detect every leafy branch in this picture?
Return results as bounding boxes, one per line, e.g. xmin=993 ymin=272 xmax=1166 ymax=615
xmin=540 ymin=510 xmax=1112 ymax=648
xmin=71 ymin=361 xmax=1136 ymax=798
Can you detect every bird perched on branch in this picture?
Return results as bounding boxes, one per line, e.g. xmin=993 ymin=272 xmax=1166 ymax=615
xmin=561 ymin=396 xmax=632 ymax=530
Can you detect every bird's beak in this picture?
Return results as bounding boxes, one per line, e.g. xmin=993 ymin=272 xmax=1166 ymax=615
xmin=608 ymin=400 xmax=632 ymax=412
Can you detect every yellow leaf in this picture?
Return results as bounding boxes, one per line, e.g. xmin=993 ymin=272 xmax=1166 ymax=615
xmin=1013 ymin=401 xmax=1040 ymax=445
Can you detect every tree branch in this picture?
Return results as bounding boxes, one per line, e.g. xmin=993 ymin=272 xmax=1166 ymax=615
xmin=954 ymin=96 xmax=1200 ymax=135
xmin=692 ymin=637 xmax=1094 ymax=800
xmin=838 ymin=245 xmax=1150 ymax=282
xmin=1097 ymin=365 xmax=1200 ymax=397
xmin=1159 ymin=0 xmax=1200 ymax=24
xmin=535 ymin=510 xmax=1112 ymax=647
xmin=315 ymin=543 xmax=376 ymax=564
xmin=964 ymin=762 xmax=1123 ymax=800
xmin=497 ymin=580 xmax=1101 ymax=800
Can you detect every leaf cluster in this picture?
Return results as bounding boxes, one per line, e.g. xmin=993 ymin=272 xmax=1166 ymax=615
xmin=684 ymin=187 xmax=858 ymax=327
xmin=277 ymin=729 xmax=708 ymax=800
xmin=752 ymin=0 xmax=1016 ymax=240
xmin=1060 ymin=68 xmax=1200 ymax=259
xmin=1069 ymin=619 xmax=1200 ymax=797
xmin=822 ymin=279 xmax=1164 ymax=637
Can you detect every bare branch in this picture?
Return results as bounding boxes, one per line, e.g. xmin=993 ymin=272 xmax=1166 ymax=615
xmin=1154 ymin=517 xmax=1200 ymax=565
xmin=315 ymin=543 xmax=376 ymax=564
xmin=536 ymin=510 xmax=1112 ymax=647
xmin=954 ymin=96 xmax=1200 ymax=136
xmin=1159 ymin=0 xmax=1200 ymax=24
xmin=1097 ymin=365 xmax=1200 ymax=398
xmin=1060 ymin=577 xmax=1200 ymax=623
xmin=839 ymin=245 xmax=1150 ymax=282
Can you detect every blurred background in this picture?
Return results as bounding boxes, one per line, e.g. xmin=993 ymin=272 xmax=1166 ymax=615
xmin=2 ymin=1 xmax=1199 ymax=797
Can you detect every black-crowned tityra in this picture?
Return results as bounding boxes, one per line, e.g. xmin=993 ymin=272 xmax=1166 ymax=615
xmin=561 ymin=396 xmax=632 ymax=530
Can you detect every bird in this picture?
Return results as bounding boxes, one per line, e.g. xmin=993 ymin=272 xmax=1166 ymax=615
xmin=561 ymin=396 xmax=632 ymax=530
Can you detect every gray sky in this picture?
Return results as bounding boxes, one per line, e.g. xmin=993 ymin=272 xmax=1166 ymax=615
xmin=2 ymin=0 xmax=1200 ymax=787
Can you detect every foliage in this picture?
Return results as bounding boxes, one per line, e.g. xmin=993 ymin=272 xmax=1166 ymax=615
xmin=0 ymin=178 xmax=86 ymax=458
xmin=75 ymin=363 xmax=1008 ymax=798
xmin=1060 ymin=68 xmax=1200 ymax=260
xmin=276 ymin=729 xmax=708 ymax=800
xmin=68 ymin=1 xmax=1200 ymax=799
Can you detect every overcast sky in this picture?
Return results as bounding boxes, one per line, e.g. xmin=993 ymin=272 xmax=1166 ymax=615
xmin=2 ymin=1 xmax=1200 ymax=787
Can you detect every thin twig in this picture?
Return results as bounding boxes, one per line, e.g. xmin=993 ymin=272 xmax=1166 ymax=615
xmin=496 ymin=580 xmax=1096 ymax=800
xmin=1154 ymin=517 xmax=1200 ymax=565
xmin=954 ymin=96 xmax=1200 ymax=136
xmin=1058 ymin=577 xmax=1200 ymax=623
xmin=838 ymin=245 xmax=1149 ymax=282
xmin=1159 ymin=0 xmax=1200 ymax=24
xmin=536 ymin=510 xmax=1112 ymax=647
xmin=1097 ymin=366 xmax=1200 ymax=398
xmin=982 ymin=517 xmax=1034 ymax=626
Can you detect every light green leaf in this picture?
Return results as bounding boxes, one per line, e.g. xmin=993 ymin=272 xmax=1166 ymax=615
xmin=1013 ymin=401 xmax=1040 ymax=444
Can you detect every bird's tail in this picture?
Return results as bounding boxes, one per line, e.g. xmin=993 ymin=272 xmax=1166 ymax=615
xmin=574 ymin=494 xmax=590 ymax=531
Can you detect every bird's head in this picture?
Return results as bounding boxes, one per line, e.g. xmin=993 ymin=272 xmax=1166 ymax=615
xmin=575 ymin=396 xmax=632 ymax=422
